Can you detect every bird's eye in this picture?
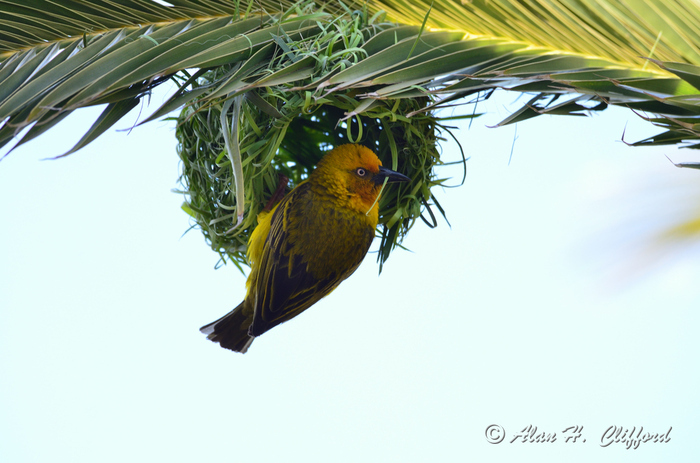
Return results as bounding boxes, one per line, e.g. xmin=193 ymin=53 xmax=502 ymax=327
xmin=356 ymin=168 xmax=366 ymax=177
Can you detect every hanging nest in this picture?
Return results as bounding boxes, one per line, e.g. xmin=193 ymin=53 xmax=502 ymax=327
xmin=175 ymin=5 xmax=461 ymax=272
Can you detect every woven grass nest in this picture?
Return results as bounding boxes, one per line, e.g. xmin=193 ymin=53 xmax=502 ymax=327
xmin=175 ymin=8 xmax=462 ymax=272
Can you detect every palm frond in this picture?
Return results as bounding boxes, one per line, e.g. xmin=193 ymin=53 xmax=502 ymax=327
xmin=0 ymin=0 xmax=696 ymax=156
xmin=2 ymin=0 xmax=700 ymax=159
xmin=0 ymin=0 xmax=339 ymax=55
xmin=0 ymin=10 xmax=328 ymax=155
xmin=366 ymin=0 xmax=700 ymax=67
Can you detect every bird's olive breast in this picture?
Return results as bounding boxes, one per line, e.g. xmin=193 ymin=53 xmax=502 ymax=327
xmin=285 ymin=192 xmax=375 ymax=280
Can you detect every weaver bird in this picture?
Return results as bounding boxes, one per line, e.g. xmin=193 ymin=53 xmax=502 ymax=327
xmin=200 ymin=144 xmax=410 ymax=353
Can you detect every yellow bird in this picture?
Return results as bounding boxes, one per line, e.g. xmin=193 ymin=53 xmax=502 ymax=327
xmin=200 ymin=144 xmax=410 ymax=353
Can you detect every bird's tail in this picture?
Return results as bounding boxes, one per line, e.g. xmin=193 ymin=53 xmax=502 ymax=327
xmin=199 ymin=302 xmax=254 ymax=353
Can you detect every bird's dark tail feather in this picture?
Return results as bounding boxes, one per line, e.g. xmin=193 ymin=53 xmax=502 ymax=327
xmin=200 ymin=303 xmax=254 ymax=353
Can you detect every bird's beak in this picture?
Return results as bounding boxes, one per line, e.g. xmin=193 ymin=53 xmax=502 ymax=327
xmin=375 ymin=166 xmax=411 ymax=185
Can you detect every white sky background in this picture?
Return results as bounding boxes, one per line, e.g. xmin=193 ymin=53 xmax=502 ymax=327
xmin=1 ymin=88 xmax=699 ymax=462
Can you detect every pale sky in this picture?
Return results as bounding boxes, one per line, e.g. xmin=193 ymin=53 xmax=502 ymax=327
xmin=1 ymin=89 xmax=699 ymax=462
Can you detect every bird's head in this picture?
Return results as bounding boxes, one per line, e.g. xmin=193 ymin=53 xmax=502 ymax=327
xmin=312 ymin=144 xmax=410 ymax=215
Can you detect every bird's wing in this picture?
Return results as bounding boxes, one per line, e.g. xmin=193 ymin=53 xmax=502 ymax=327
xmin=249 ymin=182 xmax=373 ymax=337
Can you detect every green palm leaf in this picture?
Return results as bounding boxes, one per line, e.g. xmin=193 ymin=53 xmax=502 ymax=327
xmin=2 ymin=0 xmax=700 ymax=156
